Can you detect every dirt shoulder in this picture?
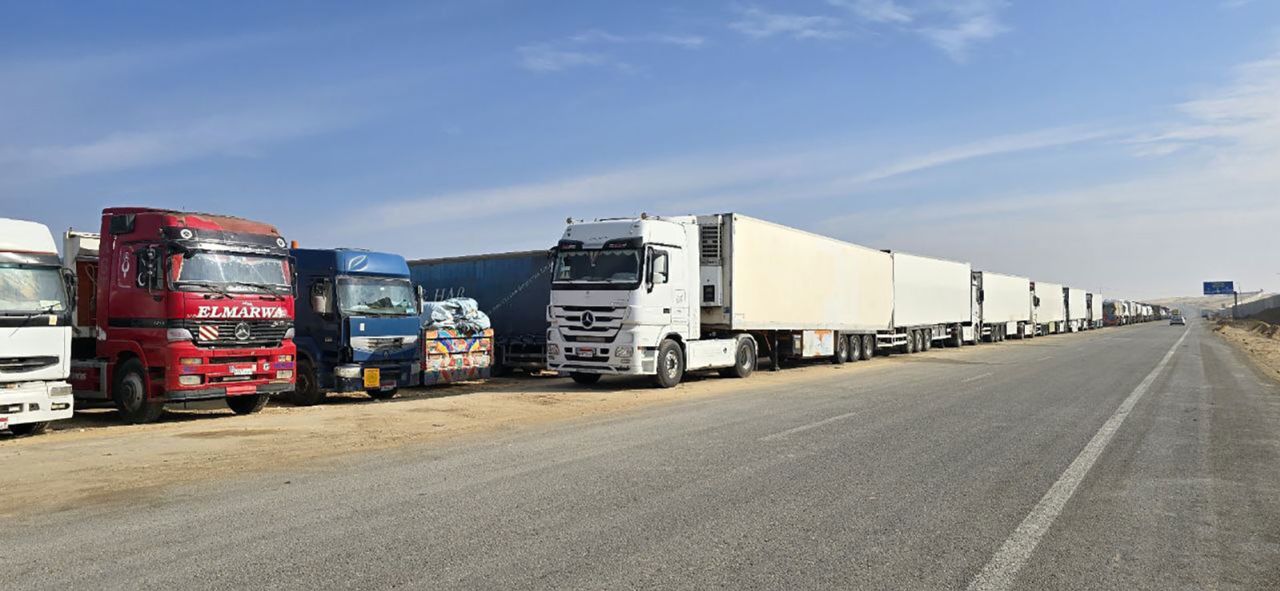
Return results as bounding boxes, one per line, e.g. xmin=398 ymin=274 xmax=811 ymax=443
xmin=1214 ymin=320 xmax=1280 ymax=383
xmin=0 ymin=360 xmax=900 ymax=519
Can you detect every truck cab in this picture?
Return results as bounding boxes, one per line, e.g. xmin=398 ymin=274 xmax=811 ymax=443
xmin=290 ymin=248 xmax=420 ymax=405
xmin=0 ymin=218 xmax=75 ymax=435
xmin=547 ymin=216 xmax=704 ymax=386
xmin=67 ymin=208 xmax=296 ymax=423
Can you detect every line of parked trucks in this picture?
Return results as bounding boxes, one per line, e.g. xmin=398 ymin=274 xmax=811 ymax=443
xmin=2 ymin=209 xmax=1170 ymax=435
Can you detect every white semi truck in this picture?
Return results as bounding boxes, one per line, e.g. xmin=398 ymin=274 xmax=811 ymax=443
xmin=1033 ymin=281 xmax=1066 ymax=335
xmin=888 ymin=252 xmax=976 ymax=352
xmin=0 ymin=218 xmax=75 ymax=435
xmin=1065 ymin=287 xmax=1088 ymax=332
xmin=1087 ymin=292 xmax=1102 ymax=329
xmin=546 ymin=213 xmax=894 ymax=387
xmin=973 ymin=271 xmax=1033 ymax=340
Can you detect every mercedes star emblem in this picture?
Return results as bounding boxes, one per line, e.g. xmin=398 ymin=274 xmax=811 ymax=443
xmin=234 ymin=322 xmax=251 ymax=341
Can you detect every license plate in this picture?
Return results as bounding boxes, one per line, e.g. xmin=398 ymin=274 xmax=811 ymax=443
xmin=576 ymin=347 xmax=595 ymax=358
xmin=230 ymin=366 xmax=254 ymax=376
xmin=363 ymin=368 xmax=380 ymax=389
xmin=226 ymin=384 xmax=256 ymax=395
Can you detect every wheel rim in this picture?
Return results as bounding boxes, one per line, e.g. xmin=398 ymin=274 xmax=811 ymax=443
xmin=298 ymin=369 xmax=314 ymax=395
xmin=837 ymin=338 xmax=847 ymax=360
xmin=664 ymin=351 xmax=679 ymax=378
xmin=738 ymin=345 xmax=750 ymax=369
xmin=121 ymin=375 xmax=144 ymax=410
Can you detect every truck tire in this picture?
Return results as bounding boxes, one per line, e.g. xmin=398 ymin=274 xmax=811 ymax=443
xmin=719 ymin=339 xmax=756 ymax=379
xmin=227 ymin=393 xmax=269 ymax=415
xmin=860 ymin=335 xmax=874 ymax=360
xmin=922 ymin=330 xmax=932 ymax=351
xmin=7 ymin=422 xmax=49 ymax=436
xmin=653 ymin=339 xmax=684 ymax=388
xmin=833 ymin=334 xmax=847 ymax=365
xmin=570 ymin=372 xmax=601 ymax=385
xmin=951 ymin=326 xmax=964 ymax=348
xmin=848 ymin=335 xmax=861 ymax=362
xmin=912 ymin=330 xmax=923 ymax=353
xmin=899 ymin=332 xmax=912 ymax=355
xmin=367 ymin=388 xmax=398 ymax=400
xmin=112 ymin=358 xmax=164 ymax=424
xmin=289 ymin=359 xmax=325 ymax=406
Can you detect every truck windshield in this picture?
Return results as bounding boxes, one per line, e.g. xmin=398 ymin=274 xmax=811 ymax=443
xmin=175 ymin=252 xmax=289 ymax=293
xmin=338 ymin=277 xmax=416 ymax=316
xmin=0 ymin=265 xmax=68 ymax=314
xmin=553 ymin=249 xmax=641 ymax=285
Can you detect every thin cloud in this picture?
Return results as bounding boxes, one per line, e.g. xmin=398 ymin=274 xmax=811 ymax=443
xmin=519 ymin=28 xmax=705 ymax=73
xmin=517 ymin=44 xmax=615 ymax=73
xmin=729 ymin=7 xmax=847 ymax=40
xmin=828 ymin=0 xmax=914 ymax=24
xmin=829 ymin=0 xmax=1011 ymax=61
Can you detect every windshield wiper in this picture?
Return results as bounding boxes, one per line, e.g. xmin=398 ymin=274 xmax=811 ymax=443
xmin=228 ymin=281 xmax=283 ymax=300
xmin=181 ymin=281 xmax=234 ymax=299
xmin=2 ymin=303 xmax=63 ymax=329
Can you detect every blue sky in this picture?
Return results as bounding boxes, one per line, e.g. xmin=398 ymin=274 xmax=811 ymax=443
xmin=2 ymin=0 xmax=1279 ymax=298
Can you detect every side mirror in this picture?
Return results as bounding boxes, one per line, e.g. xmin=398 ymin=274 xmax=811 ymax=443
xmin=311 ymin=280 xmax=332 ymax=315
xmin=415 ymin=285 xmax=426 ymax=315
xmin=977 ymin=289 xmax=985 ymax=304
xmin=136 ymin=248 xmax=164 ymax=294
xmin=61 ymin=268 xmax=77 ymax=316
xmin=647 ymin=250 xmax=669 ymax=292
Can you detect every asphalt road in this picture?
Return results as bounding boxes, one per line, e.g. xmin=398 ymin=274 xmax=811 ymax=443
xmin=4 ymin=320 xmax=1278 ymax=590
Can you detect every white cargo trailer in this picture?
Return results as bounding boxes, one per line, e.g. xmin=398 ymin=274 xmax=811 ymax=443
xmin=1033 ymin=281 xmax=1066 ymax=334
xmin=1087 ymin=292 xmax=1102 ymax=329
xmin=974 ymin=271 xmax=1033 ymax=340
xmin=884 ymin=253 xmax=975 ymax=353
xmin=547 ymin=213 xmax=894 ymax=387
xmin=1065 ymin=287 xmax=1088 ymax=332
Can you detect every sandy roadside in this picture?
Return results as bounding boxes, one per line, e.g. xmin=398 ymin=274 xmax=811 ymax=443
xmin=0 ymin=358 xmax=902 ymax=519
xmin=1214 ymin=321 xmax=1280 ymax=383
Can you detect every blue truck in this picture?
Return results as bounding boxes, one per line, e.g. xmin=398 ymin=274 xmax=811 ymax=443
xmin=290 ymin=248 xmax=421 ymax=405
xmin=408 ymin=250 xmax=553 ymax=374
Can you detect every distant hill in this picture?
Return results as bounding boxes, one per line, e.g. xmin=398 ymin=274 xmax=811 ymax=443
xmin=1148 ymin=291 xmax=1273 ymax=313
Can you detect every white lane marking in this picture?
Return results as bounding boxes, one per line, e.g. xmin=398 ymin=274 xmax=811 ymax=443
xmin=962 ymin=372 xmax=994 ymax=383
xmin=760 ymin=411 xmax=859 ymax=442
xmin=966 ymin=328 xmax=1189 ymax=591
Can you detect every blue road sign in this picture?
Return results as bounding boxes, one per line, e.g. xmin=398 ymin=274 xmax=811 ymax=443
xmin=1203 ymin=281 xmax=1235 ymax=295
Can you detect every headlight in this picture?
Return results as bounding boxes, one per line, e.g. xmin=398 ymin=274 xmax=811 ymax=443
xmin=166 ymin=328 xmax=193 ymax=342
xmin=335 ymin=365 xmax=361 ymax=378
xmin=180 ymin=357 xmax=202 ymax=365
xmin=614 ymin=346 xmax=632 ymax=358
xmin=178 ymin=375 xmax=202 ymax=386
xmin=283 ymin=327 xmax=295 ymax=339
xmin=547 ymin=344 xmax=560 ymax=357
xmin=50 ymin=384 xmax=73 ymax=397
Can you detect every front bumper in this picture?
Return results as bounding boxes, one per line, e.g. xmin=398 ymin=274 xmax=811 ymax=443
xmin=165 ymin=382 xmax=293 ymax=402
xmin=168 ymin=341 xmax=296 ymax=398
xmin=334 ymin=363 xmax=415 ymax=393
xmin=0 ymin=381 xmax=74 ymax=429
xmin=546 ymin=343 xmax=650 ymax=376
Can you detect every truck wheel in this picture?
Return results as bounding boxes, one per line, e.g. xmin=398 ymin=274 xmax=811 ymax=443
xmin=922 ymin=330 xmax=932 ymax=351
xmin=861 ymin=335 xmax=874 ymax=360
xmin=912 ymin=330 xmax=922 ymax=353
xmin=653 ymin=339 xmax=684 ymax=388
xmin=848 ymin=335 xmax=861 ymax=362
xmin=7 ymin=422 xmax=49 ymax=436
xmin=289 ymin=359 xmax=325 ymax=406
xmin=719 ymin=339 xmax=756 ymax=379
xmin=833 ymin=334 xmax=847 ymax=365
xmin=951 ymin=326 xmax=964 ymax=348
xmin=112 ymin=358 xmax=164 ymax=424
xmin=226 ymin=393 xmax=269 ymax=415
xmin=570 ymin=372 xmax=601 ymax=385
xmin=368 ymin=388 xmax=399 ymax=400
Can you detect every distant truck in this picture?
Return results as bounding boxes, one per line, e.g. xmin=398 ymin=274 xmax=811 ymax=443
xmin=1087 ymin=292 xmax=1102 ymax=329
xmin=973 ymin=271 xmax=1033 ymax=340
xmin=65 ymin=208 xmax=296 ymax=423
xmin=1033 ymin=281 xmax=1066 ymax=335
xmin=290 ymin=248 xmax=421 ymax=405
xmin=409 ymin=250 xmax=553 ymax=374
xmin=0 ymin=218 xmax=75 ymax=435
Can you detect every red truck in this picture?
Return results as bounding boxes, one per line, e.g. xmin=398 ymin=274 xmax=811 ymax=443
xmin=66 ymin=208 xmax=297 ymax=423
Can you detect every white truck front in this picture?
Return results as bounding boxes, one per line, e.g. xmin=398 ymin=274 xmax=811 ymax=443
xmin=546 ymin=216 xmax=748 ymax=388
xmin=0 ymin=218 xmax=74 ymax=436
